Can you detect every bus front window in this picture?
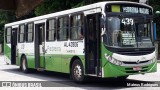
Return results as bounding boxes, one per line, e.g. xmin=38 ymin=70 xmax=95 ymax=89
xmin=104 ymin=16 xmax=153 ymax=48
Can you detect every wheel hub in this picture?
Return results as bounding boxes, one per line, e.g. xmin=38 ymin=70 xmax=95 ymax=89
xmin=74 ymin=65 xmax=82 ymax=80
xmin=22 ymin=59 xmax=26 ymax=70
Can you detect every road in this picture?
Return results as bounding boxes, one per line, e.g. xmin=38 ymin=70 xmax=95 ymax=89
xmin=0 ymin=55 xmax=160 ymax=90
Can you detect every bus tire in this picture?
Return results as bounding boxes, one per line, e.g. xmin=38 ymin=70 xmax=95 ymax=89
xmin=71 ymin=60 xmax=85 ymax=83
xmin=21 ymin=56 xmax=29 ymax=73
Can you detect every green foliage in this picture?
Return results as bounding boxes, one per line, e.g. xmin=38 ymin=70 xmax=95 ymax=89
xmin=35 ymin=0 xmax=85 ymax=16
xmin=35 ymin=0 xmax=141 ymax=16
xmin=0 ymin=10 xmax=16 ymax=44
xmin=0 ymin=10 xmax=15 ymax=24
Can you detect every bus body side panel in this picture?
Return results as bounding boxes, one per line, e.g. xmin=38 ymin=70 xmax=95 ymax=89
xmin=61 ymin=41 xmax=85 ymax=73
xmin=4 ymin=27 xmax=11 ymax=64
xmin=44 ymin=40 xmax=85 ymax=73
xmin=101 ymin=43 xmax=157 ymax=78
xmin=45 ymin=54 xmax=85 ymax=73
xmin=61 ymin=55 xmax=85 ymax=73
xmin=26 ymin=54 xmax=35 ymax=69
xmin=44 ymin=42 xmax=62 ymax=72
xmin=26 ymin=43 xmax=35 ymax=69
xmin=18 ymin=43 xmax=35 ymax=69
xmin=4 ymin=43 xmax=11 ymax=64
xmin=45 ymin=54 xmax=62 ymax=72
xmin=17 ymin=53 xmax=35 ymax=69
xmin=17 ymin=53 xmax=21 ymax=66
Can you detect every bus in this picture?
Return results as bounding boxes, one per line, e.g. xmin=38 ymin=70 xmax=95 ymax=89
xmin=4 ymin=1 xmax=157 ymax=83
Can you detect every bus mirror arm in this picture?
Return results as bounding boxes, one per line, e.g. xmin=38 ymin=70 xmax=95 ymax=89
xmin=44 ymin=49 xmax=47 ymax=53
xmin=42 ymin=47 xmax=47 ymax=53
xmin=101 ymin=28 xmax=106 ymax=36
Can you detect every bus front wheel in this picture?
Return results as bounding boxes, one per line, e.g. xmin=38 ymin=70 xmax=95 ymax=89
xmin=21 ymin=56 xmax=29 ymax=73
xmin=71 ymin=60 xmax=85 ymax=83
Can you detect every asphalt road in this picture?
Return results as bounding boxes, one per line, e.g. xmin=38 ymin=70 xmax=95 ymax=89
xmin=0 ymin=55 xmax=160 ymax=90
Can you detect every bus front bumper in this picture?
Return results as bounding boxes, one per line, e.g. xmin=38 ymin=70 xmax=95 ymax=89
xmin=102 ymin=61 xmax=157 ymax=78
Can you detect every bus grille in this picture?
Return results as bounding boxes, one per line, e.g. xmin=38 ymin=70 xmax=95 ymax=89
xmin=123 ymin=60 xmax=150 ymax=64
xmin=125 ymin=66 xmax=149 ymax=73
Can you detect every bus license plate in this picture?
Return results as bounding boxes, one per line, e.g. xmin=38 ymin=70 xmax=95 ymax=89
xmin=133 ymin=66 xmax=142 ymax=71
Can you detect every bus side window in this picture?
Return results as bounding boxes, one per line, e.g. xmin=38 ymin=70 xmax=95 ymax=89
xmin=46 ymin=19 xmax=56 ymax=41
xmin=19 ymin=25 xmax=25 ymax=43
xmin=57 ymin=16 xmax=69 ymax=41
xmin=26 ymin=23 xmax=34 ymax=42
xmin=70 ymin=14 xmax=84 ymax=40
xmin=6 ymin=28 xmax=11 ymax=43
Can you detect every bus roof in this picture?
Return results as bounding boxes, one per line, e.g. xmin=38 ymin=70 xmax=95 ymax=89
xmin=5 ymin=1 xmax=152 ymax=27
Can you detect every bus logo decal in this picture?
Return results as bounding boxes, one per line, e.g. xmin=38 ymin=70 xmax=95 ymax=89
xmin=136 ymin=60 xmax=140 ymax=64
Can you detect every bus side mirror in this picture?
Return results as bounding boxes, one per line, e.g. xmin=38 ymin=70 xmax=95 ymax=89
xmin=101 ymin=28 xmax=106 ymax=36
xmin=101 ymin=15 xmax=105 ymax=36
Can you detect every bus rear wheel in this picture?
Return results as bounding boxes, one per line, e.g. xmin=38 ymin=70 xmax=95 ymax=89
xmin=71 ymin=60 xmax=85 ymax=83
xmin=21 ymin=56 xmax=29 ymax=73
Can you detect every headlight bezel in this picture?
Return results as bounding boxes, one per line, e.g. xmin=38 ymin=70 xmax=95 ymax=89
xmin=105 ymin=53 xmax=123 ymax=66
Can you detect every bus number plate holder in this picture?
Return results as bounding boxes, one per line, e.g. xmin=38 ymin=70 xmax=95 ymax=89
xmin=133 ymin=66 xmax=142 ymax=71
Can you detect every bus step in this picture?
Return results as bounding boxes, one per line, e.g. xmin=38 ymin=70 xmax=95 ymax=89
xmin=87 ymin=74 xmax=100 ymax=77
xmin=37 ymin=68 xmax=44 ymax=71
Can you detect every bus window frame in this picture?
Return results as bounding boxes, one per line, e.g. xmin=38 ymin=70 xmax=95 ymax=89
xmin=46 ymin=18 xmax=57 ymax=42
xmin=57 ymin=15 xmax=69 ymax=41
xmin=18 ymin=24 xmax=26 ymax=43
xmin=26 ymin=22 xmax=34 ymax=43
xmin=105 ymin=12 xmax=154 ymax=49
xmin=5 ymin=27 xmax=12 ymax=44
xmin=70 ymin=13 xmax=84 ymax=41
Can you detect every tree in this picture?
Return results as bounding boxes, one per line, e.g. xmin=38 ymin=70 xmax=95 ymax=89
xmin=35 ymin=0 xmax=85 ymax=16
xmin=0 ymin=10 xmax=16 ymax=44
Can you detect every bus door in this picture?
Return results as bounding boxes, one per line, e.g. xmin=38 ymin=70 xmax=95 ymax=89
xmin=85 ymin=13 xmax=101 ymax=75
xmin=35 ymin=23 xmax=45 ymax=69
xmin=11 ymin=28 xmax=18 ymax=65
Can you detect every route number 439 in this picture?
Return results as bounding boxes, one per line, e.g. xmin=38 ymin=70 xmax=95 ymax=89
xmin=121 ymin=18 xmax=134 ymax=25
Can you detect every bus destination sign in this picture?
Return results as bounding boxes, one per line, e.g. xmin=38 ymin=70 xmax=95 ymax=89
xmin=109 ymin=4 xmax=152 ymax=15
xmin=122 ymin=7 xmax=149 ymax=14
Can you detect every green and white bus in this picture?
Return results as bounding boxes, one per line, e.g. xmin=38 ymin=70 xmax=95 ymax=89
xmin=4 ymin=1 xmax=157 ymax=82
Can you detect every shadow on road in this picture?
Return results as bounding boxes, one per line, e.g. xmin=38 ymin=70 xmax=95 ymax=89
xmin=1 ymin=66 xmax=156 ymax=89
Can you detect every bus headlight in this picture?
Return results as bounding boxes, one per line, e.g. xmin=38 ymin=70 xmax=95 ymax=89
xmin=112 ymin=57 xmax=123 ymax=65
xmin=104 ymin=53 xmax=123 ymax=66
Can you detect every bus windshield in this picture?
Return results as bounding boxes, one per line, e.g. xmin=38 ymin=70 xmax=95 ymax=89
xmin=103 ymin=15 xmax=153 ymax=48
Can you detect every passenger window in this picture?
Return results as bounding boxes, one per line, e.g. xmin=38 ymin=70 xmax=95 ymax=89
xmin=6 ymin=28 xmax=11 ymax=43
xmin=46 ymin=19 xmax=56 ymax=41
xmin=57 ymin=16 xmax=69 ymax=40
xmin=19 ymin=25 xmax=25 ymax=43
xmin=26 ymin=23 xmax=34 ymax=42
xmin=70 ymin=14 xmax=84 ymax=40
